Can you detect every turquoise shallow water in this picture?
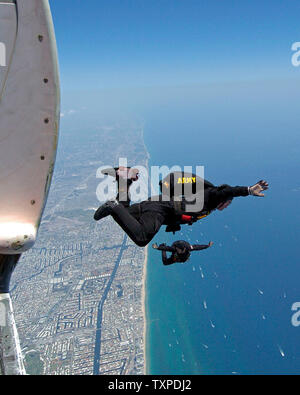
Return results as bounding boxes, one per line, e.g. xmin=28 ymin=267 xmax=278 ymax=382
xmin=144 ymin=83 xmax=300 ymax=375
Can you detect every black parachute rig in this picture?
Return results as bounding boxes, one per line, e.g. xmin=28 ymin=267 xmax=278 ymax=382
xmin=159 ymin=171 xmax=214 ymax=234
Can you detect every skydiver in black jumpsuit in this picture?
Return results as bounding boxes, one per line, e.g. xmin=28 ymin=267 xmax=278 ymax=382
xmin=94 ymin=167 xmax=269 ymax=247
xmin=152 ymin=240 xmax=213 ymax=265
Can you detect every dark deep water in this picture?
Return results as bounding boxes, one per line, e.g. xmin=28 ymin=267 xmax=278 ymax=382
xmin=144 ymin=80 xmax=300 ymax=375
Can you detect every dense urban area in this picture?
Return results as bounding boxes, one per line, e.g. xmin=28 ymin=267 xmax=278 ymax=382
xmin=11 ymin=122 xmax=149 ymax=375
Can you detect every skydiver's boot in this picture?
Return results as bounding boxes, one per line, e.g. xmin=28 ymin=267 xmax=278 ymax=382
xmin=101 ymin=166 xmax=139 ymax=182
xmin=94 ymin=199 xmax=119 ymax=221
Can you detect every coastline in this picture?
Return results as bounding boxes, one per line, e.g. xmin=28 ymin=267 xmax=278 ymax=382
xmin=141 ymin=124 xmax=150 ymax=376
xmin=142 ymin=245 xmax=148 ymax=375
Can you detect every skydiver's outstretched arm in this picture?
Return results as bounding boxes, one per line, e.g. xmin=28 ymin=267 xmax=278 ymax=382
xmin=210 ymin=185 xmax=249 ymax=203
xmin=210 ymin=180 xmax=269 ymax=203
xmin=191 ymin=242 xmax=212 ymax=251
xmin=152 ymin=243 xmax=176 ymax=252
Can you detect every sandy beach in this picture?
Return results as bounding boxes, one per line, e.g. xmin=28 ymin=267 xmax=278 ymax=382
xmin=141 ymin=125 xmax=150 ymax=375
xmin=142 ymin=245 xmax=148 ymax=375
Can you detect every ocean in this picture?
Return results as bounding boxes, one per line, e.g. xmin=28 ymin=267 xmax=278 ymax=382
xmin=143 ymin=81 xmax=300 ymax=375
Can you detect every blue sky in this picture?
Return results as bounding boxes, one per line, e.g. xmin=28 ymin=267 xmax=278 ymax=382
xmin=47 ymin=2 xmax=300 ymax=375
xmin=50 ymin=0 xmax=300 ymax=91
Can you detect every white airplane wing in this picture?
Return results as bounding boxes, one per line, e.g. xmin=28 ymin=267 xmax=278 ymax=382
xmin=0 ymin=0 xmax=60 ymax=375
xmin=0 ymin=0 xmax=60 ymax=254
